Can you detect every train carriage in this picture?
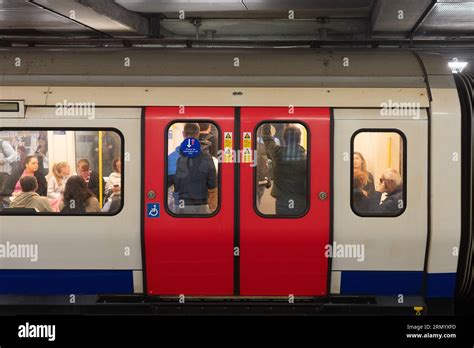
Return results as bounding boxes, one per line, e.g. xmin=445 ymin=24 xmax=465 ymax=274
xmin=0 ymin=48 xmax=472 ymax=314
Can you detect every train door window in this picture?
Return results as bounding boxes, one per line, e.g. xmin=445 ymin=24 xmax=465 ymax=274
xmin=351 ymin=130 xmax=406 ymax=217
xmin=0 ymin=129 xmax=123 ymax=215
xmin=255 ymin=122 xmax=309 ymax=217
xmin=166 ymin=121 xmax=220 ymax=216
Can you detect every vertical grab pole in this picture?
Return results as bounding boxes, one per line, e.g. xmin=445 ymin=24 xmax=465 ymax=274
xmin=387 ymin=136 xmax=392 ymax=168
xmin=98 ymin=131 xmax=103 ymax=207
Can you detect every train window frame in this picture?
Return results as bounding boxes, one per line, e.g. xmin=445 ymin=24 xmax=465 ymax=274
xmin=350 ymin=128 xmax=408 ymax=218
xmin=164 ymin=120 xmax=222 ymax=218
xmin=0 ymin=127 xmax=125 ymax=217
xmin=0 ymin=102 xmax=20 ymax=112
xmin=253 ymin=120 xmax=311 ymax=219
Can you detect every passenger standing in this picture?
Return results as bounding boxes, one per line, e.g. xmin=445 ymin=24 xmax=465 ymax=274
xmin=168 ymin=123 xmax=217 ymax=214
xmin=353 ymin=151 xmax=375 ymax=193
xmin=35 ymin=133 xmax=49 ymax=175
xmin=256 ymin=128 xmax=271 ymax=206
xmin=0 ymin=137 xmax=19 ymax=194
xmin=90 ymin=132 xmax=120 ymax=177
xmin=198 ymin=122 xmax=218 ymax=157
xmin=261 ymin=124 xmax=307 ymax=215
xmin=167 ymin=143 xmax=181 ymax=210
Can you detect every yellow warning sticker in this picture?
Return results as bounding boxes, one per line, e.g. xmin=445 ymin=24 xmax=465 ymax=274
xmin=242 ymin=132 xmax=252 ymax=163
xmin=224 ymin=132 xmax=233 ymax=149
xmin=224 ymin=132 xmax=233 ymax=163
xmin=243 ymin=132 xmax=252 ymax=149
xmin=243 ymin=148 xmax=251 ymax=163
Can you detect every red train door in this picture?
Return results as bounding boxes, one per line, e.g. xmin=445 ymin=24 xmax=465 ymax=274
xmin=144 ymin=107 xmax=234 ymax=295
xmin=239 ymin=107 xmax=331 ymax=296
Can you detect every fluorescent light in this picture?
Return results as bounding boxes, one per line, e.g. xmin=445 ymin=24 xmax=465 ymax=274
xmin=449 ymin=58 xmax=468 ymax=73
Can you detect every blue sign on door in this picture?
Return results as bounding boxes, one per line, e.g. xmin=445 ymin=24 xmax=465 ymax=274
xmin=147 ymin=203 xmax=160 ymax=218
xmin=180 ymin=137 xmax=201 ymax=158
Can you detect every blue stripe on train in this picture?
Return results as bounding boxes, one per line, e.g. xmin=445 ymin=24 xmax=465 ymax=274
xmin=0 ymin=270 xmax=134 ymax=294
xmin=426 ymin=273 xmax=457 ymax=298
xmin=340 ymin=271 xmax=457 ymax=298
xmin=341 ymin=271 xmax=424 ymax=295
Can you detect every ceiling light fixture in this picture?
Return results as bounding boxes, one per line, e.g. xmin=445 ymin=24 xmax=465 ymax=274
xmin=449 ymin=58 xmax=468 ymax=73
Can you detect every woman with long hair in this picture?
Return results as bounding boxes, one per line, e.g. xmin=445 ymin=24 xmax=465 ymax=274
xmin=4 ymin=155 xmax=47 ymax=197
xmin=48 ymin=162 xmax=70 ymax=199
xmin=60 ymin=175 xmax=101 ymax=213
xmin=353 ymin=151 xmax=375 ymax=192
xmin=47 ymin=162 xmax=71 ymax=212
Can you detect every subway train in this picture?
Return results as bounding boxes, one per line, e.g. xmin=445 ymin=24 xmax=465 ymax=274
xmin=0 ymin=48 xmax=472 ymax=315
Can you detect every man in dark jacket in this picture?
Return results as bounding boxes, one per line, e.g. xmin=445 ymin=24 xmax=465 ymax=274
xmin=369 ymin=168 xmax=404 ymax=215
xmin=197 ymin=122 xmax=218 ymax=158
xmin=168 ymin=123 xmax=217 ymax=214
xmin=77 ymin=158 xmax=104 ymax=200
xmin=261 ymin=123 xmax=307 ymax=215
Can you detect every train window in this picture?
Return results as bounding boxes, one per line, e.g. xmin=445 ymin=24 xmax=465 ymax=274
xmin=255 ymin=122 xmax=309 ymax=217
xmin=0 ymin=129 xmax=123 ymax=215
xmin=166 ymin=122 xmax=219 ymax=216
xmin=351 ymin=130 xmax=406 ymax=217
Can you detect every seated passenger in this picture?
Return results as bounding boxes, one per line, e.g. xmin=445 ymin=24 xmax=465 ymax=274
xmin=9 ymin=176 xmax=52 ymax=212
xmin=47 ymin=162 xmax=70 ymax=199
xmin=3 ymin=155 xmax=47 ymax=197
xmin=76 ymin=159 xmax=104 ymax=199
xmin=369 ymin=168 xmax=404 ymax=215
xmin=60 ymin=175 xmax=101 ymax=214
xmin=353 ymin=170 xmax=372 ymax=214
xmin=102 ymin=158 xmax=122 ymax=213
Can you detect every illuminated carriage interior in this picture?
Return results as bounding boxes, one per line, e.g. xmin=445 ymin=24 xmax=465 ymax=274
xmin=0 ymin=130 xmax=122 ymax=214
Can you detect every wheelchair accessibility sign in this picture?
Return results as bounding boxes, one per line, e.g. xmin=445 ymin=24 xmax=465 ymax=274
xmin=147 ymin=203 xmax=160 ymax=218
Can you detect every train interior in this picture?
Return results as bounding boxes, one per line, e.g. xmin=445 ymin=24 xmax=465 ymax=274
xmin=0 ymin=129 xmax=123 ymax=214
